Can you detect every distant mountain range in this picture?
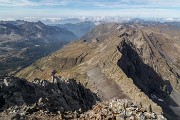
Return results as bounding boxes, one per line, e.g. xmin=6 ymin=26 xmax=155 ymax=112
xmin=0 ymin=20 xmax=78 ymax=42
xmin=15 ymin=17 xmax=180 ymax=25
xmin=0 ymin=20 xmax=78 ymax=75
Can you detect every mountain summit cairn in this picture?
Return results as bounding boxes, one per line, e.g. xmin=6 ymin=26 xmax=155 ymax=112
xmin=51 ymin=70 xmax=57 ymax=83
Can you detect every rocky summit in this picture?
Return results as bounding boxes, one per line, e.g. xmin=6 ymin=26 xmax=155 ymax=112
xmin=0 ymin=76 xmax=166 ymax=120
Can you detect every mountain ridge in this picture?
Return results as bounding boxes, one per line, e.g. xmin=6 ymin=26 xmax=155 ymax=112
xmin=16 ymin=22 xmax=180 ymax=119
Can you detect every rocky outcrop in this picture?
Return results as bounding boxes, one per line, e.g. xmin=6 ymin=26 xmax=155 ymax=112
xmin=71 ymin=99 xmax=166 ymax=120
xmin=26 ymin=99 xmax=166 ymax=119
xmin=0 ymin=76 xmax=99 ymax=119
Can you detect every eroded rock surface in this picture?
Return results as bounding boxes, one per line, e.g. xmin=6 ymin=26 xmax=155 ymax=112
xmin=0 ymin=76 xmax=98 ymax=119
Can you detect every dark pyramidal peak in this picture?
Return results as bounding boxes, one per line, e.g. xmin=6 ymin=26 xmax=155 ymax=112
xmin=16 ymin=22 xmax=180 ymax=119
xmin=0 ymin=76 xmax=166 ymax=120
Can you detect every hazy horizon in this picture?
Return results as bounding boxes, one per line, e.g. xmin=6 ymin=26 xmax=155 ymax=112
xmin=1 ymin=0 xmax=180 ymax=21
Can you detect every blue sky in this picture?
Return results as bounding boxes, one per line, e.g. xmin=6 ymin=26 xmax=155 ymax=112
xmin=0 ymin=0 xmax=180 ymax=20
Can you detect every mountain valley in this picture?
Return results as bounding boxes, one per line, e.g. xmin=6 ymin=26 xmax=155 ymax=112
xmin=0 ymin=20 xmax=78 ymax=75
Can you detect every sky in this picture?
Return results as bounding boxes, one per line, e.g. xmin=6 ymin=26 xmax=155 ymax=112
xmin=0 ymin=0 xmax=180 ymax=20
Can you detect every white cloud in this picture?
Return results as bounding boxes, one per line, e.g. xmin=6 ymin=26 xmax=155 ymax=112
xmin=0 ymin=0 xmax=70 ymax=7
xmin=0 ymin=0 xmax=180 ymax=8
xmin=68 ymin=0 xmax=180 ymax=8
xmin=0 ymin=0 xmax=180 ymax=19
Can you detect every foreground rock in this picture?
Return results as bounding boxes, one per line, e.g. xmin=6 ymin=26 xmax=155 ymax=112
xmin=79 ymin=99 xmax=166 ymax=120
xmin=0 ymin=76 xmax=166 ymax=120
xmin=0 ymin=76 xmax=98 ymax=119
xmin=24 ymin=99 xmax=167 ymax=120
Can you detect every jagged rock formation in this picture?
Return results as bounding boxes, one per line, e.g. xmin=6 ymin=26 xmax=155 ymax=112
xmin=0 ymin=76 xmax=98 ymax=119
xmin=16 ymin=23 xmax=180 ymax=119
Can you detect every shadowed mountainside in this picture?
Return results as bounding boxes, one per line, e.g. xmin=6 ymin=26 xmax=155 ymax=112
xmin=117 ymin=40 xmax=178 ymax=119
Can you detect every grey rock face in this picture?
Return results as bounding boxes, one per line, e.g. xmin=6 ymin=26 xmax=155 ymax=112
xmin=0 ymin=76 xmax=99 ymax=119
